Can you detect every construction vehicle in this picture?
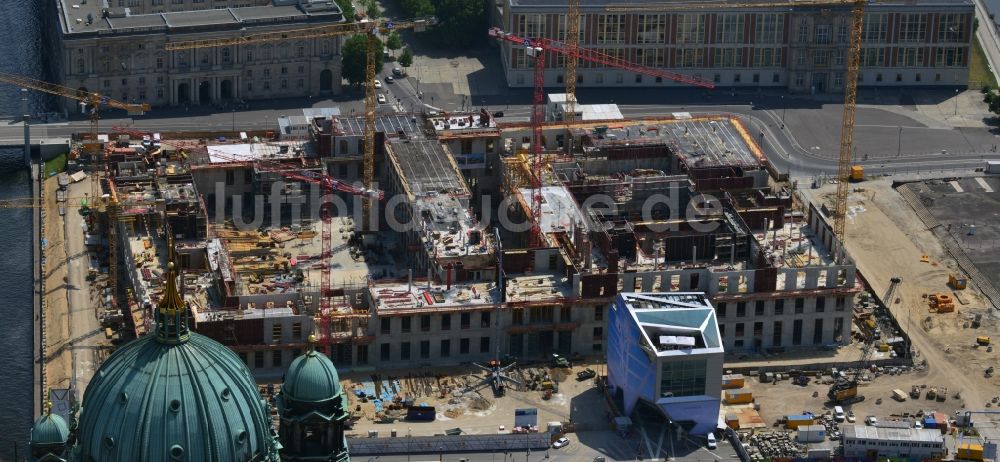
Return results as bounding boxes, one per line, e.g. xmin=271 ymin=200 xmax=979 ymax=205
xmin=929 ymin=293 xmax=955 ymax=313
xmin=165 ymin=17 xmax=435 ymax=234
xmin=949 ymin=273 xmax=968 ymax=290
xmin=551 ymin=354 xmax=570 ymax=368
xmin=487 ymin=27 xmax=714 ymax=246
xmin=829 ymin=277 xmax=901 ymax=403
xmin=604 ymin=0 xmax=869 ymax=247
xmin=576 ymin=368 xmax=596 ymax=381
xmin=910 ymin=385 xmax=921 ymax=399
xmin=850 ymin=165 xmax=864 ymax=182
xmin=0 ymin=72 xmax=149 ymax=156
xmin=977 ymin=336 xmax=991 ymax=346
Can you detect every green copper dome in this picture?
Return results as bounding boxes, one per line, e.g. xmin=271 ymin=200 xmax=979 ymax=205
xmin=282 ymin=341 xmax=343 ymax=403
xmin=29 ymin=412 xmax=69 ymax=447
xmin=73 ymin=255 xmax=278 ymax=462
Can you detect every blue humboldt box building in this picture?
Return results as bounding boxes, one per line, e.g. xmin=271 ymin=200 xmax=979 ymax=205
xmin=608 ymin=293 xmax=724 ymax=436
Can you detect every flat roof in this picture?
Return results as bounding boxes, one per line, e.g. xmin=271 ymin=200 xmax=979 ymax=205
xmin=583 ymin=118 xmax=760 ymax=169
xmin=618 ymin=292 xmax=723 ymax=355
xmin=517 ymin=185 xmax=587 ymax=237
xmin=205 ymin=141 xmax=313 ymax=164
xmin=371 ymin=281 xmax=499 ymax=313
xmin=58 ymin=1 xmax=342 ymax=36
xmin=336 ymin=115 xmax=424 ymax=138
xmin=843 ymin=425 xmax=944 ymax=443
xmin=506 ymin=0 xmax=973 ymax=9
xmin=388 ymin=140 xmax=467 ymax=196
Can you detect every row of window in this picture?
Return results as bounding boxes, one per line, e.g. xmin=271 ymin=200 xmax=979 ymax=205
xmin=378 ymin=306 xmax=605 ymax=335
xmin=379 ymin=337 xmax=492 ymax=361
xmin=721 ymin=317 xmax=846 ymax=347
xmin=513 ymin=46 xmax=966 ymax=71
xmin=844 ymin=439 xmax=942 ymax=448
xmin=239 ymin=348 xmax=303 ymax=369
xmin=514 ymin=12 xmax=967 ymax=46
xmin=716 ymin=297 xmax=847 ymax=318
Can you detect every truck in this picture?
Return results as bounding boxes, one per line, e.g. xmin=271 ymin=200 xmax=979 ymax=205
xmin=576 ymin=368 xmax=597 ymax=381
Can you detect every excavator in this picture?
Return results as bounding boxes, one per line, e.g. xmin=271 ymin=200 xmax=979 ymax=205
xmin=828 ymin=277 xmax=901 ymax=403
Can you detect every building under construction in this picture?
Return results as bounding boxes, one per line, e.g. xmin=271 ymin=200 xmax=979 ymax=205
xmin=85 ymin=102 xmax=860 ymax=379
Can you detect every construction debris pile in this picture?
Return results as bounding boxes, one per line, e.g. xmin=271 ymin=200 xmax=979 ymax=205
xmin=745 ymin=431 xmax=806 ymax=460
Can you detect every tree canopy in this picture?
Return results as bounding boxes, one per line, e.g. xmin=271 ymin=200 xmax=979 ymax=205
xmin=400 ymin=0 xmax=488 ymax=48
xmin=386 ymin=31 xmax=403 ymax=51
xmin=341 ymin=35 xmax=385 ymax=86
xmin=399 ymin=48 xmax=414 ymax=67
xmin=335 ymin=0 xmax=354 ymax=20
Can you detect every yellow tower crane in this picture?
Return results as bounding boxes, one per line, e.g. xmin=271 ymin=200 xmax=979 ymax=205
xmin=564 ymin=0 xmax=581 ymax=123
xmin=0 ymin=72 xmax=150 ymax=153
xmin=164 ymin=16 xmax=437 ymax=231
xmin=605 ymin=0 xmax=868 ymax=243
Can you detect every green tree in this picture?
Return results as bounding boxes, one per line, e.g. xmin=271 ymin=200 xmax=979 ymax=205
xmin=386 ymin=31 xmax=403 ymax=53
xmin=361 ymin=0 xmax=379 ymax=18
xmin=401 ymin=0 xmax=434 ymax=17
xmin=335 ymin=0 xmax=355 ymax=20
xmin=341 ymin=35 xmax=385 ymax=86
xmin=428 ymin=0 xmax=488 ymax=48
xmin=399 ymin=48 xmax=414 ymax=67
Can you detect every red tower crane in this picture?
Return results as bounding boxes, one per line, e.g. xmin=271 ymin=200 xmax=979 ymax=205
xmin=111 ymin=127 xmax=382 ymax=352
xmin=488 ymin=28 xmax=715 ymax=247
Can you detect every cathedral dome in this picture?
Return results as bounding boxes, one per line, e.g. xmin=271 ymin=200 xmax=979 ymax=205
xmin=281 ymin=336 xmax=342 ymax=403
xmin=73 ymin=258 xmax=278 ymax=462
xmin=29 ymin=411 xmax=69 ymax=447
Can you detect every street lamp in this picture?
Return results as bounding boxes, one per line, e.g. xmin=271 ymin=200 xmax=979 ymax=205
xmin=955 ymin=88 xmax=960 ymax=115
xmin=897 ymin=126 xmax=902 ymax=157
xmin=780 ymin=95 xmax=786 ymax=128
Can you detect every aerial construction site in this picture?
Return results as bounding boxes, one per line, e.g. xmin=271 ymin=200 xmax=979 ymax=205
xmin=12 ymin=29 xmax=993 ymax=459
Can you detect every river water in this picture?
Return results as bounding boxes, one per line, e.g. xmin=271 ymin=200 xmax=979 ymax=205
xmin=0 ymin=0 xmax=54 ymax=458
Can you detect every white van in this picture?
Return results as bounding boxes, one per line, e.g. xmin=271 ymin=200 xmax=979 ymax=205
xmin=706 ymin=433 xmax=717 ymax=449
xmin=834 ymin=406 xmax=845 ymax=422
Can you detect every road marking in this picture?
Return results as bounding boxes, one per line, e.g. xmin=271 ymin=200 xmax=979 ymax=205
xmin=950 ymin=180 xmax=965 ymax=192
xmin=976 ymin=177 xmax=994 ymax=192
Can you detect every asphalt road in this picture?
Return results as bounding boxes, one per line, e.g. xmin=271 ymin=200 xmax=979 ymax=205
xmin=4 ymin=81 xmax=1000 ymax=179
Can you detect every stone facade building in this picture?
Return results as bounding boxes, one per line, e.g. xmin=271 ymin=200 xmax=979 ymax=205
xmin=493 ymin=0 xmax=975 ymax=93
xmin=55 ymin=0 xmax=348 ymax=109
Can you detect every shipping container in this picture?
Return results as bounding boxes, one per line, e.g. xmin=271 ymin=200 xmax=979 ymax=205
xmin=724 ymin=389 xmax=753 ymax=404
xmin=796 ymin=424 xmax=826 ymax=443
xmin=725 ymin=414 xmax=740 ymax=430
xmin=807 ymin=448 xmax=833 ymax=460
xmin=722 ymin=374 xmax=745 ymax=389
xmin=406 ymin=406 xmax=436 ymax=422
xmin=785 ymin=414 xmax=815 ymax=429
xmin=892 ymin=389 xmax=907 ymax=401
xmin=957 ymin=443 xmax=984 ymax=461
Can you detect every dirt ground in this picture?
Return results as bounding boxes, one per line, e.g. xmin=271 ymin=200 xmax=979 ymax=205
xmin=338 ymin=362 xmax=609 ymax=437
xmin=43 ymin=176 xmax=72 ymax=391
xmin=748 ymin=367 xmax=969 ymax=427
xmin=787 ymin=179 xmax=1000 ymax=412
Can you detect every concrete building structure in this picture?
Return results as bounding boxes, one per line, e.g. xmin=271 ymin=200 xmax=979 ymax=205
xmin=842 ymin=425 xmax=947 ymax=460
xmin=55 ymin=0 xmax=348 ymax=109
xmin=607 ymin=292 xmax=723 ymax=436
xmin=98 ymin=103 xmax=862 ymax=382
xmin=492 ymin=0 xmax=974 ymax=93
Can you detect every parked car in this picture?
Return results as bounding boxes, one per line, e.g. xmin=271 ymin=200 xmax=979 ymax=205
xmin=374 ymin=79 xmax=382 ymax=88
xmin=706 ymin=433 xmax=717 ymax=449
xmin=914 ymin=420 xmax=924 ymax=429
xmin=847 ymin=411 xmax=856 ymax=423
xmin=552 ymin=437 xmax=570 ymax=449
xmin=377 ymin=94 xmax=387 ymax=104
xmin=385 ymin=75 xmax=394 ymax=83
xmin=866 ymin=416 xmax=878 ymax=426
xmin=392 ymin=67 xmax=404 ymax=76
